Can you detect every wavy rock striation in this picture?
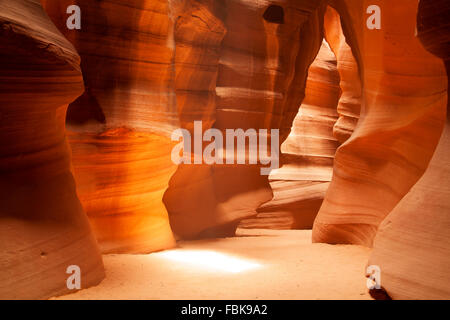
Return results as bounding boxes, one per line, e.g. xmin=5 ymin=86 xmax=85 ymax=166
xmin=312 ymin=0 xmax=447 ymax=246
xmin=42 ymin=0 xmax=178 ymax=253
xmin=241 ymin=5 xmax=363 ymax=230
xmin=241 ymin=38 xmax=340 ymax=229
xmin=0 ymin=0 xmax=104 ymax=299
xmin=324 ymin=5 xmax=361 ymax=144
xmin=165 ymin=0 xmax=328 ymax=238
xmin=368 ymin=0 xmax=450 ymax=299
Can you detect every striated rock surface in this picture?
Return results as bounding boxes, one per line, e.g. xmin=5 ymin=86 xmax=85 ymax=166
xmin=242 ymin=6 xmax=364 ymax=231
xmin=43 ymin=0 xmax=327 ymax=243
xmin=368 ymin=0 xmax=450 ymax=299
xmin=42 ymin=0 xmax=178 ymax=253
xmin=43 ymin=0 xmax=330 ymax=242
xmin=165 ymin=0 xmax=328 ymax=238
xmin=67 ymin=128 xmax=177 ymax=253
xmin=240 ymin=181 xmax=330 ymax=229
xmin=42 ymin=0 xmax=179 ymax=132
xmin=163 ymin=0 xmax=235 ymax=239
xmin=0 ymin=0 xmax=104 ymax=299
xmin=312 ymin=0 xmax=447 ymax=246
xmin=281 ymin=40 xmax=340 ymax=167
xmin=241 ymin=39 xmax=340 ymax=230
xmin=324 ymin=5 xmax=361 ymax=144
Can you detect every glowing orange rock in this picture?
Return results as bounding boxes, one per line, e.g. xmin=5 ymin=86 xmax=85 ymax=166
xmin=242 ymin=39 xmax=340 ymax=229
xmin=313 ymin=0 xmax=447 ymax=246
xmin=324 ymin=6 xmax=361 ymax=144
xmin=368 ymin=0 xmax=450 ymax=299
xmin=68 ymin=128 xmax=177 ymax=253
xmin=0 ymin=0 xmax=104 ymax=299
xmin=165 ymin=1 xmax=328 ymax=238
xmin=42 ymin=0 xmax=177 ymax=253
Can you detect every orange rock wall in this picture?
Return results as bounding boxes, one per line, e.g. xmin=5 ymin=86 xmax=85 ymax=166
xmin=165 ymin=0 xmax=328 ymax=238
xmin=0 ymin=0 xmax=104 ymax=299
xmin=42 ymin=0 xmax=330 ymax=243
xmin=368 ymin=0 xmax=450 ymax=299
xmin=242 ymin=5 xmax=363 ymax=231
xmin=282 ymin=41 xmax=340 ymax=164
xmin=2 ymin=0 xmax=449 ymax=300
xmin=241 ymin=39 xmax=340 ymax=230
xmin=324 ymin=6 xmax=361 ymax=144
xmin=42 ymin=0 xmax=177 ymax=252
xmin=312 ymin=0 xmax=447 ymax=246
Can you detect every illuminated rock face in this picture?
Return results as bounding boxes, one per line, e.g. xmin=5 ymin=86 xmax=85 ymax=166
xmin=242 ymin=5 xmax=363 ymax=231
xmin=42 ymin=0 xmax=360 ymax=241
xmin=324 ymin=6 xmax=361 ymax=144
xmin=163 ymin=0 xmax=234 ymax=239
xmin=368 ymin=0 xmax=450 ymax=300
xmin=312 ymin=0 xmax=447 ymax=246
xmin=44 ymin=0 xmax=330 ymax=243
xmin=165 ymin=0 xmax=328 ymax=238
xmin=280 ymin=40 xmax=340 ymax=180
xmin=67 ymin=128 xmax=177 ymax=253
xmin=42 ymin=0 xmax=177 ymax=252
xmin=0 ymin=0 xmax=104 ymax=299
xmin=241 ymin=39 xmax=340 ymax=230
xmin=1 ymin=0 xmax=449 ymax=300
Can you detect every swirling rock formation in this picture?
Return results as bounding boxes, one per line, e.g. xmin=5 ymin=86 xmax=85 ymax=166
xmin=368 ymin=0 xmax=450 ymax=300
xmin=240 ymin=181 xmax=330 ymax=229
xmin=163 ymin=0 xmax=236 ymax=239
xmin=324 ymin=6 xmax=361 ymax=144
xmin=312 ymin=0 xmax=447 ymax=246
xmin=0 ymin=0 xmax=104 ymax=299
xmin=43 ymin=0 xmax=330 ymax=242
xmin=279 ymin=40 xmax=340 ymax=181
xmin=67 ymin=128 xmax=177 ymax=253
xmin=164 ymin=0 xmax=328 ymax=238
xmin=42 ymin=0 xmax=177 ymax=253
xmin=2 ymin=0 xmax=449 ymax=300
xmin=242 ymin=5 xmax=364 ymax=230
xmin=240 ymin=39 xmax=340 ymax=229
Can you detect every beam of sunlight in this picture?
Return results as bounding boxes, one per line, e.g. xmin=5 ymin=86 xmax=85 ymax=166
xmin=158 ymin=249 xmax=261 ymax=273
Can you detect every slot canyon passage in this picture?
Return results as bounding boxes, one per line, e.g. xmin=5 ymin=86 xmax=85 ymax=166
xmin=0 ymin=0 xmax=449 ymax=300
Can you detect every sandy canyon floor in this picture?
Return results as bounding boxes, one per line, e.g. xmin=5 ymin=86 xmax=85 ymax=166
xmin=55 ymin=229 xmax=373 ymax=300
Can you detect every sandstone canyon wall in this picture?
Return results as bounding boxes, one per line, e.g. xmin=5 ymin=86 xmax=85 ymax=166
xmin=240 ymin=39 xmax=340 ymax=229
xmin=0 ymin=0 xmax=104 ymax=299
xmin=42 ymin=0 xmax=178 ymax=252
xmin=312 ymin=0 xmax=448 ymax=246
xmin=368 ymin=0 xmax=450 ymax=300
xmin=241 ymin=5 xmax=362 ymax=230
xmin=42 ymin=0 xmax=332 ymax=241
xmin=324 ymin=6 xmax=361 ymax=144
xmin=1 ymin=0 xmax=449 ymax=300
xmin=164 ymin=0 xmax=329 ymax=238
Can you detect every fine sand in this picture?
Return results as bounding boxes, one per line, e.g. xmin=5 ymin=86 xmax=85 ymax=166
xmin=55 ymin=229 xmax=373 ymax=300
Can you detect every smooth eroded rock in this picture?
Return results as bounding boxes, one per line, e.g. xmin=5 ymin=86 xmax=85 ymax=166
xmin=0 ymin=0 xmax=104 ymax=299
xmin=368 ymin=0 xmax=450 ymax=299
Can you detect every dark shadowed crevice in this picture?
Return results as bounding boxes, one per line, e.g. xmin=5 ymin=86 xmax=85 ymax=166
xmin=369 ymin=287 xmax=392 ymax=300
xmin=66 ymin=88 xmax=106 ymax=125
xmin=263 ymin=5 xmax=284 ymax=24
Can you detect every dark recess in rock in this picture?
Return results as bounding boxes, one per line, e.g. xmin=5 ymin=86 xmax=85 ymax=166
xmin=263 ymin=5 xmax=284 ymax=24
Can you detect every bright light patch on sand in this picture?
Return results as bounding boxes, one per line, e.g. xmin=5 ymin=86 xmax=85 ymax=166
xmin=158 ymin=250 xmax=261 ymax=273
